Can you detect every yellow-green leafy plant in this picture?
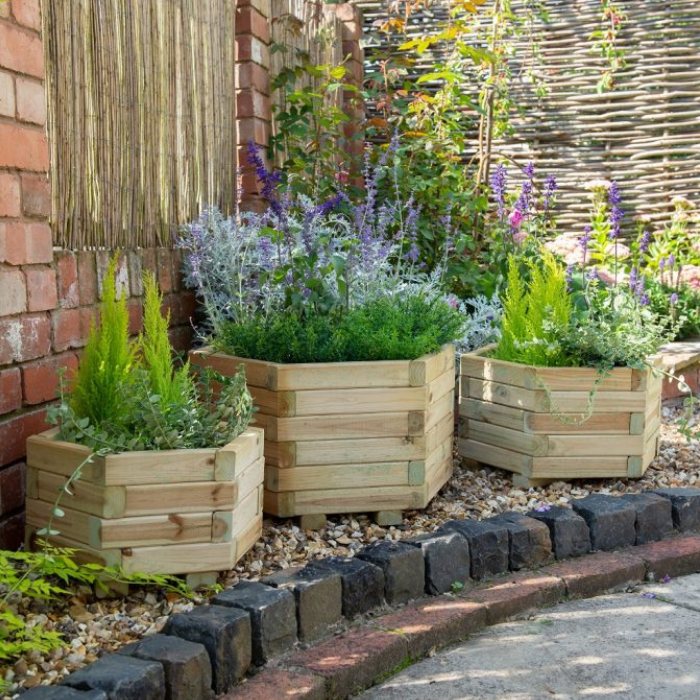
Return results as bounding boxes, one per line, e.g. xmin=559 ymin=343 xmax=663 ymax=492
xmin=493 ymin=251 xmax=575 ymax=367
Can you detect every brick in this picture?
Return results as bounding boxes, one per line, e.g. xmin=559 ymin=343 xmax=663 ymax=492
xmin=77 ymin=252 xmax=97 ymax=305
xmin=0 ymin=21 xmax=44 ymax=77
xmin=236 ymin=89 xmax=268 ymax=121
xmin=0 ymin=367 xmax=21 ymax=414
xmin=21 ymin=173 xmax=50 ymax=217
xmin=0 ymin=460 xmax=25 ymax=512
xmin=235 ymin=7 xmax=270 ymax=43
xmin=25 ymin=265 xmax=57 ymax=312
xmin=12 ymin=0 xmax=41 ymax=31
xmin=439 ymin=519 xmax=509 ymax=580
xmin=219 ymin=666 xmax=324 ymax=700
xmin=96 ymin=250 xmax=129 ymax=300
xmin=263 ymin=565 xmax=343 ymax=642
xmin=51 ymin=308 xmax=82 ymax=351
xmin=335 ymin=3 xmax=359 ymax=23
xmin=213 ymin=581 xmax=296 ymax=666
xmin=571 ymin=494 xmax=637 ymax=551
xmin=62 ymin=653 xmax=165 ymax=700
xmin=529 ymin=505 xmax=591 ymax=560
xmin=179 ymin=291 xmax=197 ymax=324
xmin=663 ymin=369 xmax=700 ymax=399
xmin=237 ymin=118 xmax=270 ymax=148
xmin=545 ymin=550 xmax=646 ymax=598
xmin=0 ymin=3 xmax=9 ymax=19
xmin=357 ymin=540 xmax=425 ymax=605
xmin=0 ymin=266 xmax=26 ymax=315
xmin=236 ymin=0 xmax=270 ymax=17
xmin=0 ymin=510 xmax=25 ymax=550
xmin=406 ymin=531 xmax=471 ymax=595
xmin=235 ymin=35 xmax=269 ymax=68
xmin=163 ymin=605 xmax=252 ymax=695
xmin=0 ymin=407 xmax=48 ymax=466
xmin=0 ymin=122 xmax=48 ymax=170
xmin=635 ymin=535 xmax=700 ymax=580
xmin=156 ymin=248 xmax=174 ymax=293
xmin=465 ymin=571 xmax=565 ymax=625
xmin=0 ymin=313 xmax=51 ymax=364
xmin=288 ymin=626 xmax=408 ymax=699
xmin=235 ymin=62 xmax=269 ymax=95
xmin=0 ymin=221 xmax=52 ymax=264
xmin=22 ymin=352 xmax=78 ymax=405
xmin=16 ymin=76 xmax=45 ymax=125
xmin=56 ymin=251 xmax=79 ymax=308
xmin=117 ymin=634 xmax=213 ymax=700
xmin=127 ymin=251 xmax=143 ymax=297
xmin=168 ymin=325 xmax=193 ymax=354
xmin=0 ymin=69 xmax=14 ymax=117
xmin=127 ymin=298 xmax=143 ymax=335
xmin=0 ymin=171 xmax=21 ymax=217
xmin=487 ymin=512 xmax=553 ymax=570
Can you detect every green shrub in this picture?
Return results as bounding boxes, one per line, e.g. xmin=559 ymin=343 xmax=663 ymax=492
xmin=215 ymin=294 xmax=462 ymax=364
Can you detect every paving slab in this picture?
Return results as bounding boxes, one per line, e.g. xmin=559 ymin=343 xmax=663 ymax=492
xmin=358 ymin=574 xmax=700 ymax=700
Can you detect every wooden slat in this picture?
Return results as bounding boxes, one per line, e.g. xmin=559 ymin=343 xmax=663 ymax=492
xmin=293 ymin=386 xmax=428 ymax=416
xmin=274 ymin=359 xmax=411 ymax=390
xmin=526 ymin=412 xmax=632 ymax=434
xmin=123 ymin=481 xmax=237 ymax=518
xmin=535 ymin=367 xmax=633 ymax=392
xmin=25 ymin=527 xmax=122 ymax=568
xmin=467 ymin=420 xmax=546 ymax=456
xmin=121 ymin=541 xmax=234 ymax=575
xmin=249 ymin=387 xmax=296 ymax=417
xmin=33 ymin=470 xmax=126 ymax=518
xmin=291 ymin=485 xmax=426 ymax=515
xmin=27 ymin=431 xmax=102 ymax=482
xmin=465 ymin=378 xmax=545 ymax=412
xmin=95 ymin=512 xmax=214 ymax=549
xmin=546 ymin=433 xmax=645 ymax=457
xmin=213 ymin=483 xmax=262 ymax=543
xmin=189 ymin=349 xmax=272 ymax=388
xmin=425 ymin=389 xmax=454 ymax=433
xmin=426 ymin=456 xmax=454 ymax=502
xmin=530 ymin=457 xmax=629 ymax=479
xmin=457 ymin=438 xmax=533 ymax=475
xmin=264 ymin=462 xmax=410 ymax=492
xmin=409 ymin=346 xmax=455 ymax=386
xmin=460 ymin=397 xmax=528 ymax=432
xmin=215 ymin=428 xmax=264 ymax=480
xmin=97 ymin=449 xmax=217 ymax=486
xmin=547 ymin=390 xmax=649 ymax=413
xmin=233 ymin=517 xmax=263 ymax=566
xmin=423 ymin=411 xmax=455 ymax=454
xmin=26 ymin=498 xmax=92 ymax=545
xmin=428 ymin=368 xmax=456 ymax=404
xmin=294 ymin=437 xmax=425 ymax=467
xmin=234 ymin=456 xmax=265 ymax=505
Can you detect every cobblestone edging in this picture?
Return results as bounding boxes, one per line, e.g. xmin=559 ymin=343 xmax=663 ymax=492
xmin=20 ymin=488 xmax=700 ymax=700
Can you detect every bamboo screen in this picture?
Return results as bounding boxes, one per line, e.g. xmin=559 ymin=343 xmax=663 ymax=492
xmin=269 ymin=0 xmax=345 ymax=165
xmin=360 ymin=0 xmax=700 ymax=231
xmin=42 ymin=1 xmax=237 ymax=250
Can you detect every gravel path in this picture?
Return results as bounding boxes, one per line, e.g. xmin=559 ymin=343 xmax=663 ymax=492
xmin=4 ymin=401 xmax=698 ymax=697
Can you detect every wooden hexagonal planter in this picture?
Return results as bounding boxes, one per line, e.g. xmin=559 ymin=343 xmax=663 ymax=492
xmin=458 ymin=346 xmax=662 ymax=487
xmin=191 ymin=346 xmax=455 ymax=525
xmin=25 ymin=427 xmax=264 ymax=580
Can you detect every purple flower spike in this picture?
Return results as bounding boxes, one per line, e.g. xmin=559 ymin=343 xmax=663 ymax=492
xmin=670 ymin=293 xmax=679 ymax=305
xmin=661 ymin=575 xmax=672 ymax=583
xmin=668 ymin=254 xmax=675 ymax=269
xmin=638 ymin=229 xmax=651 ymax=254
xmin=608 ymin=181 xmax=624 ymax=240
xmin=580 ymin=226 xmax=592 ymax=251
xmin=543 ymin=174 xmax=558 ymax=213
xmin=523 ymin=161 xmax=535 ymax=180
xmin=490 ymin=164 xmax=508 ymax=223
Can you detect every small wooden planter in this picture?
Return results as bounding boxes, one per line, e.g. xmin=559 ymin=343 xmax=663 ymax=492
xmin=191 ymin=346 xmax=455 ymax=526
xmin=25 ymin=427 xmax=264 ymax=581
xmin=458 ymin=346 xmax=662 ymax=487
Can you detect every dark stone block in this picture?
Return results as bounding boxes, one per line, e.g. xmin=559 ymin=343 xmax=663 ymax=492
xmin=652 ymin=488 xmax=700 ymax=532
xmin=619 ymin=493 xmax=674 ymax=544
xmin=306 ymin=556 xmax=385 ymax=617
xmin=20 ymin=688 xmax=108 ymax=700
xmin=571 ymin=495 xmax=636 ymax=551
xmin=487 ymin=512 xmax=552 ymax=570
xmin=162 ymin=604 xmax=251 ymax=694
xmin=62 ymin=654 xmax=164 ymax=700
xmin=438 ymin=519 xmax=509 ymax=580
xmin=529 ymin=506 xmax=591 ymax=560
xmin=356 ymin=540 xmax=425 ymax=605
xmin=406 ymin=531 xmax=471 ymax=595
xmin=117 ymin=633 xmax=213 ymax=700
xmin=213 ymin=580 xmax=296 ymax=665
xmin=263 ymin=565 xmax=342 ymax=641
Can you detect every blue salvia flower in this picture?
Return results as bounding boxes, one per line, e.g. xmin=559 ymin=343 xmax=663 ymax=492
xmin=543 ymin=174 xmax=558 ymax=214
xmin=490 ymin=164 xmax=508 ymax=222
xmin=638 ymin=229 xmax=651 ymax=254
xmin=668 ymin=254 xmax=675 ymax=269
xmin=565 ymin=264 xmax=574 ymax=292
xmin=608 ymin=181 xmax=624 ymax=240
xmin=628 ymin=266 xmax=637 ymax=292
xmin=670 ymin=293 xmax=679 ymax=305
xmin=579 ymin=226 xmax=592 ymax=251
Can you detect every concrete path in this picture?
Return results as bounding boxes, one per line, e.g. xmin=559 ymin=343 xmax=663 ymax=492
xmin=358 ymin=574 xmax=700 ymax=700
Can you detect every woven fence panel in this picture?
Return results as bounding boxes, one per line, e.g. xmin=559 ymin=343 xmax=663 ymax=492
xmin=269 ymin=0 xmax=344 ymax=165
xmin=43 ymin=0 xmax=237 ymax=250
xmin=359 ymin=0 xmax=700 ymax=231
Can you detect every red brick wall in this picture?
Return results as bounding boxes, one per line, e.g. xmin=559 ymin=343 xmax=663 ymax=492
xmin=0 ymin=1 xmax=195 ymax=549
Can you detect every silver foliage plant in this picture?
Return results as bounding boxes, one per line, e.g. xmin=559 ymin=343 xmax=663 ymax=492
xmin=452 ymin=294 xmax=503 ymax=357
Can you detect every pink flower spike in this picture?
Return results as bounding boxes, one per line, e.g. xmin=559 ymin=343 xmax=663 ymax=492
xmin=509 ymin=209 xmax=525 ymax=229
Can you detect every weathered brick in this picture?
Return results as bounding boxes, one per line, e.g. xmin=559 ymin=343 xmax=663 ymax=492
xmin=0 ymin=20 xmax=44 ymax=77
xmin=235 ymin=62 xmax=269 ymax=95
xmin=21 ymin=173 xmax=51 ymax=218
xmin=0 ymin=122 xmax=48 ymax=171
xmin=22 ymin=352 xmax=78 ymax=404
xmin=219 ymin=667 xmax=324 ymax=700
xmin=25 ymin=265 xmax=58 ymax=312
xmin=156 ymin=248 xmax=174 ymax=293
xmin=16 ymin=76 xmax=45 ymax=125
xmin=235 ymin=7 xmax=270 ymax=42
xmin=0 ymin=510 xmax=25 ymax=550
xmin=0 ymin=221 xmax=52 ymax=265
xmin=52 ymin=308 xmax=82 ymax=351
xmin=77 ymin=252 xmax=98 ymax=305
xmin=0 ymin=460 xmax=25 ymax=512
xmin=0 ymin=266 xmax=26 ymax=316
xmin=0 ymin=368 xmax=21 ymax=414
xmin=236 ymin=89 xmax=268 ymax=121
xmin=0 ymin=69 xmax=15 ymax=117
xmin=96 ymin=250 xmax=129 ymax=299
xmin=0 ymin=407 xmax=48 ymax=466
xmin=237 ymin=118 xmax=270 ymax=148
xmin=0 ymin=171 xmax=21 ymax=217
xmin=127 ymin=251 xmax=143 ymax=297
xmin=56 ymin=251 xmax=79 ymax=308
xmin=235 ymin=35 xmax=269 ymax=68
xmin=0 ymin=313 xmax=51 ymax=364
xmin=12 ymin=0 xmax=41 ymax=31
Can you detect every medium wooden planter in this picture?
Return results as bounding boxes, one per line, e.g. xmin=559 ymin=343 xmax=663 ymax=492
xmin=458 ymin=346 xmax=662 ymax=487
xmin=25 ymin=427 xmax=264 ymax=581
xmin=191 ymin=346 xmax=455 ymax=526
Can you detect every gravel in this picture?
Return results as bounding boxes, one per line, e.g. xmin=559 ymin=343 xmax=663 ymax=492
xmin=4 ymin=401 xmax=699 ymax=698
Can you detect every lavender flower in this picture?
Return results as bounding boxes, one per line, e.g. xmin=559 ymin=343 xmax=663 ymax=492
xmin=490 ymin=164 xmax=508 ymax=223
xmin=668 ymin=254 xmax=675 ymax=269
xmin=580 ymin=226 xmax=592 ymax=251
xmin=246 ymin=140 xmax=282 ymax=203
xmin=670 ymin=292 xmax=679 ymax=305
xmin=637 ymin=229 xmax=651 ymax=254
xmin=566 ymin=264 xmax=575 ymax=292
xmin=608 ymin=181 xmax=624 ymax=240
xmin=543 ymin=174 xmax=558 ymax=213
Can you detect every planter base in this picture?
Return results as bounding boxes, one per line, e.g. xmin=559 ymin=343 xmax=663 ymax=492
xmin=192 ymin=346 xmax=456 ymax=520
xmin=458 ymin=347 xmax=662 ymax=483
xmin=25 ymin=428 xmax=265 ymax=576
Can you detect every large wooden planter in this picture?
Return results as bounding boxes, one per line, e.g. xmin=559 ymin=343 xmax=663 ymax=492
xmin=25 ymin=427 xmax=264 ymax=580
xmin=191 ymin=346 xmax=455 ymax=525
xmin=458 ymin=346 xmax=662 ymax=486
